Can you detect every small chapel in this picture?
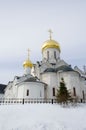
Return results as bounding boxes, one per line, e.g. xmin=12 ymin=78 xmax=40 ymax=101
xmin=4 ymin=30 xmax=86 ymax=102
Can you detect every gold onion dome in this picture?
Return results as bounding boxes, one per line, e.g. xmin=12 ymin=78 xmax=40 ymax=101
xmin=42 ymin=39 xmax=60 ymax=52
xmin=42 ymin=29 xmax=60 ymax=52
xmin=23 ymin=49 xmax=33 ymax=68
xmin=23 ymin=60 xmax=33 ymax=68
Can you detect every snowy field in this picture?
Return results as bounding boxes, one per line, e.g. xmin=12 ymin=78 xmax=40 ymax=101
xmin=0 ymin=104 xmax=86 ymax=130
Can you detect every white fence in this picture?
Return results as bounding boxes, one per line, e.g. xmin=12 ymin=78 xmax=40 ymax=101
xmin=0 ymin=98 xmax=57 ymax=105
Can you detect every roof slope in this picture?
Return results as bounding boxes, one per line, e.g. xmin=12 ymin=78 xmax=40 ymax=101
xmin=0 ymin=84 xmax=7 ymax=94
xmin=44 ymin=65 xmax=73 ymax=73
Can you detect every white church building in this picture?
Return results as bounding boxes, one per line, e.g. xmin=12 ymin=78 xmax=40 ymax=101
xmin=4 ymin=31 xmax=86 ymax=102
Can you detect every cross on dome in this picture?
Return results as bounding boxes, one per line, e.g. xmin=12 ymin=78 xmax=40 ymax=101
xmin=27 ymin=49 xmax=30 ymax=60
xmin=48 ymin=29 xmax=53 ymax=40
xmin=23 ymin=49 xmax=33 ymax=69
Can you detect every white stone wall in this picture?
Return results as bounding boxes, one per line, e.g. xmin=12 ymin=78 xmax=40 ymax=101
xmin=17 ymin=82 xmax=45 ymax=98
xmin=33 ymin=64 xmax=41 ymax=79
xmin=80 ymin=77 xmax=86 ymax=100
xmin=4 ymin=82 xmax=13 ymax=98
xmin=41 ymin=72 xmax=57 ymax=99
xmin=24 ymin=67 xmax=31 ymax=75
xmin=57 ymin=71 xmax=82 ymax=99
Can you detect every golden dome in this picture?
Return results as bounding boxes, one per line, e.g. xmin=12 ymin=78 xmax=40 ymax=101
xmin=42 ymin=39 xmax=60 ymax=52
xmin=23 ymin=60 xmax=33 ymax=68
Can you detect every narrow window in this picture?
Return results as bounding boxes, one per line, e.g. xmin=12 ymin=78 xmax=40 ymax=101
xmin=53 ymin=88 xmax=55 ymax=96
xmin=82 ymin=90 xmax=85 ymax=100
xmin=54 ymin=51 xmax=56 ymax=59
xmin=47 ymin=51 xmax=49 ymax=59
xmin=73 ymin=87 xmax=76 ymax=96
xmin=26 ymin=89 xmax=29 ymax=96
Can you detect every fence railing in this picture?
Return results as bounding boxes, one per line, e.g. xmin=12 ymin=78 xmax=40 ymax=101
xmin=0 ymin=98 xmax=57 ymax=105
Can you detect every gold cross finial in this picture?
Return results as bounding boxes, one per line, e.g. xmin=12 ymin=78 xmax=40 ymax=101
xmin=27 ymin=49 xmax=30 ymax=60
xmin=48 ymin=29 xmax=53 ymax=40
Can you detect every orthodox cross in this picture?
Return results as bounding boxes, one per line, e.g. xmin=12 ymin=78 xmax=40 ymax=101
xmin=27 ymin=49 xmax=30 ymax=60
xmin=48 ymin=29 xmax=53 ymax=40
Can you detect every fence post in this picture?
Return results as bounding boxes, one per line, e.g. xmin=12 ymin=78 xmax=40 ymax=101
xmin=22 ymin=98 xmax=24 ymax=104
xmin=51 ymin=99 xmax=53 ymax=104
xmin=81 ymin=99 xmax=82 ymax=103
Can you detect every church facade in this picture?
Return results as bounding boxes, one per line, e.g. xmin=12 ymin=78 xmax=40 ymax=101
xmin=4 ymin=32 xmax=86 ymax=102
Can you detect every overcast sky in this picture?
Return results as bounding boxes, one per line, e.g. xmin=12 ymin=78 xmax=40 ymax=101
xmin=0 ymin=0 xmax=86 ymax=84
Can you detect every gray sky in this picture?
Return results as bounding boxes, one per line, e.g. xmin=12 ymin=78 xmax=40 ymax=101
xmin=0 ymin=0 xmax=86 ymax=84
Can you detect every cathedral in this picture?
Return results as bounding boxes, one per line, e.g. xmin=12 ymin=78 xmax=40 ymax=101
xmin=4 ymin=31 xmax=86 ymax=102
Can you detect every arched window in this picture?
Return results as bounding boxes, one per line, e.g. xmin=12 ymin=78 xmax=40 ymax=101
xmin=26 ymin=89 xmax=29 ymax=96
xmin=47 ymin=51 xmax=49 ymax=59
xmin=82 ymin=90 xmax=85 ymax=100
xmin=73 ymin=87 xmax=76 ymax=96
xmin=52 ymin=88 xmax=55 ymax=96
xmin=54 ymin=51 xmax=56 ymax=59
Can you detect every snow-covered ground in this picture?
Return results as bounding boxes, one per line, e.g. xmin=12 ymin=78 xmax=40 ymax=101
xmin=0 ymin=103 xmax=86 ymax=130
